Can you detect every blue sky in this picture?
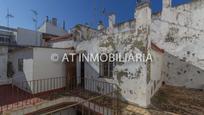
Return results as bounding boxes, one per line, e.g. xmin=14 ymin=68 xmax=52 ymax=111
xmin=0 ymin=0 xmax=191 ymax=30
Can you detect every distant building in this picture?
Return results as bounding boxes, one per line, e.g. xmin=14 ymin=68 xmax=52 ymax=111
xmin=0 ymin=17 xmax=69 ymax=85
xmin=38 ymin=17 xmax=68 ymax=36
xmin=9 ymin=46 xmax=68 ymax=93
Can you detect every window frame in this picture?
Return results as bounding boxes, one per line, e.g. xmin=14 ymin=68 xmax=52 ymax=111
xmin=99 ymin=54 xmax=114 ymax=78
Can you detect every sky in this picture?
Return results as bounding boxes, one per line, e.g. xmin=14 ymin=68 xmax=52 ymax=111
xmin=0 ymin=0 xmax=191 ymax=30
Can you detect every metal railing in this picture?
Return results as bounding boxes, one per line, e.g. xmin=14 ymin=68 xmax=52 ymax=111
xmin=41 ymin=77 xmax=119 ymax=115
xmin=0 ymin=76 xmax=119 ymax=114
xmin=0 ymin=77 xmax=66 ymax=112
xmin=43 ymin=91 xmax=119 ymax=115
xmin=12 ymin=77 xmax=66 ymax=94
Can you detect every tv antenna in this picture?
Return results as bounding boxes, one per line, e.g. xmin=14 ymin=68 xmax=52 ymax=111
xmin=6 ymin=9 xmax=14 ymax=31
xmin=30 ymin=9 xmax=38 ymax=45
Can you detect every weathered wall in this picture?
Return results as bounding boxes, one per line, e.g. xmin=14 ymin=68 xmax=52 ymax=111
xmin=47 ymin=0 xmax=204 ymax=107
xmin=77 ymin=0 xmax=204 ymax=106
xmin=150 ymin=0 xmax=204 ymax=89
xmin=163 ymin=52 xmax=204 ymax=89
xmin=72 ymin=25 xmax=100 ymax=41
xmin=76 ymin=4 xmax=152 ymax=107
xmin=0 ymin=46 xmax=8 ymax=85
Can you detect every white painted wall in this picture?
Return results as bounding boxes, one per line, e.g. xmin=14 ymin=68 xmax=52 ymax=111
xmin=8 ymin=47 xmax=68 ymax=93
xmin=17 ymin=28 xmax=42 ymax=46
xmin=32 ymin=47 xmax=67 ymax=93
xmin=0 ymin=46 xmax=8 ymax=85
xmin=38 ymin=22 xmax=67 ymax=36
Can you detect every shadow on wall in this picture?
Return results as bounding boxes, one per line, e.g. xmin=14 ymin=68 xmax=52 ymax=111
xmin=163 ymin=52 xmax=204 ymax=90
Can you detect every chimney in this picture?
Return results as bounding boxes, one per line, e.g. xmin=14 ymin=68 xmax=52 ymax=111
xmin=97 ymin=21 xmax=104 ymax=30
xmin=63 ymin=20 xmax=66 ymax=30
xmin=108 ymin=14 xmax=116 ymax=28
xmin=163 ymin=0 xmax=171 ymax=8
xmin=134 ymin=1 xmax=151 ymax=25
xmin=51 ymin=18 xmax=57 ymax=26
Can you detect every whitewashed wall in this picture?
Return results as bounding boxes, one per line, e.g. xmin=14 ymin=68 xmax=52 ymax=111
xmin=76 ymin=4 xmax=152 ymax=107
xmin=9 ymin=47 xmax=68 ymax=94
xmin=0 ymin=46 xmax=8 ymax=85
xmin=32 ymin=47 xmax=67 ymax=93
xmin=150 ymin=0 xmax=204 ymax=89
xmin=163 ymin=52 xmax=204 ymax=89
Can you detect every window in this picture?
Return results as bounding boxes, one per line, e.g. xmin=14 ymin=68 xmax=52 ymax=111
xmin=18 ymin=59 xmax=23 ymax=72
xmin=99 ymin=54 xmax=114 ymax=78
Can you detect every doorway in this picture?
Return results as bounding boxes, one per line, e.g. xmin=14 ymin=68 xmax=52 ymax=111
xmin=66 ymin=55 xmax=77 ymax=90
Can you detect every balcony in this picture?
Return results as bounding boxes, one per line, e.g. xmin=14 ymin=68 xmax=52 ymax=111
xmin=0 ymin=35 xmax=16 ymax=45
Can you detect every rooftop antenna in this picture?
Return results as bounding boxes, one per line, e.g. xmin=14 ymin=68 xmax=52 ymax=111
xmin=6 ymin=8 xmax=14 ymax=31
xmin=30 ymin=9 xmax=38 ymax=45
xmin=6 ymin=8 xmax=14 ymax=41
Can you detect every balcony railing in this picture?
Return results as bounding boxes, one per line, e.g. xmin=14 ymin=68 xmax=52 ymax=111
xmin=0 ymin=77 xmax=66 ymax=112
xmin=0 ymin=36 xmax=16 ymax=45
xmin=0 ymin=76 xmax=118 ymax=113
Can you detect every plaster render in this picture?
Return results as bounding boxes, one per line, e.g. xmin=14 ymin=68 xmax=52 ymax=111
xmin=75 ymin=5 xmax=152 ymax=107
